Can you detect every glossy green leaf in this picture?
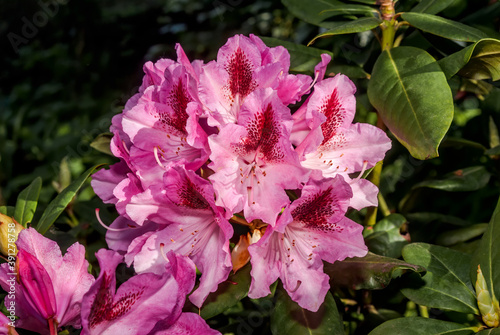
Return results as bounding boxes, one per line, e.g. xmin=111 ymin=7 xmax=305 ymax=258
xmin=349 ymin=0 xmax=376 ymax=4
xmin=324 ymin=252 xmax=424 ymax=290
xmin=14 ymin=176 xmax=42 ymax=227
xmin=436 ymin=224 xmax=489 ymax=247
xmin=281 ymin=0 xmax=344 ymax=28
xmin=470 ymin=197 xmax=500 ymax=308
xmin=411 ymin=0 xmax=457 ymax=15
xmin=367 ymin=47 xmax=453 ymax=159
xmin=369 ymin=317 xmax=475 ymax=335
xmin=197 ymin=264 xmax=252 ymax=319
xmin=330 ymin=63 xmax=369 ymax=79
xmin=412 ymin=166 xmax=491 ymax=192
xmin=36 ymin=164 xmax=104 ymax=235
xmin=90 ymin=133 xmax=113 ymax=156
xmin=320 ymin=4 xmax=377 ymax=18
xmin=364 ymin=214 xmax=408 ymax=258
xmin=259 ymin=37 xmax=333 ymax=73
xmin=438 ymin=39 xmax=500 ymax=80
xmin=308 ymin=17 xmax=381 ymax=46
xmin=485 ymin=145 xmax=500 ymax=155
xmin=402 ymin=243 xmax=479 ymax=315
xmin=401 ymin=13 xmax=488 ymax=42
xmin=271 ymin=288 xmax=343 ymax=335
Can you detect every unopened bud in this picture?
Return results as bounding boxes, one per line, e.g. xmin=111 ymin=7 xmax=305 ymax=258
xmin=0 ymin=213 xmax=24 ymax=256
xmin=476 ymin=264 xmax=500 ymax=328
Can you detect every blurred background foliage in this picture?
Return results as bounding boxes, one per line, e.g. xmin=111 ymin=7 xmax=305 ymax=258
xmin=1 ymin=0 xmax=500 ymax=333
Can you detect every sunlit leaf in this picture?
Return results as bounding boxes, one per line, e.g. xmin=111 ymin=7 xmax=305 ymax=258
xmin=402 ymin=243 xmax=479 ymax=315
xmin=412 ymin=166 xmax=491 ymax=192
xmin=369 ymin=317 xmax=475 ymax=335
xmin=438 ymin=39 xmax=500 ymax=80
xmin=324 ymin=252 xmax=424 ymax=290
xmin=308 ymin=17 xmax=381 ymax=46
xmin=36 ymin=164 xmax=104 ymax=235
xmin=90 ymin=133 xmax=113 ymax=156
xmin=14 ymin=176 xmax=42 ymax=227
xmin=401 ymin=13 xmax=488 ymax=43
xmin=368 ymin=47 xmax=453 ymax=159
xmin=271 ymin=288 xmax=343 ymax=335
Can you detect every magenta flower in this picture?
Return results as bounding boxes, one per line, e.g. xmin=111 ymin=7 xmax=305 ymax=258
xmin=0 ymin=313 xmax=17 ymax=335
xmin=0 ymin=228 xmax=94 ymax=334
xmin=208 ymin=88 xmax=309 ymax=225
xmin=295 ymin=74 xmax=391 ymax=209
xmin=81 ymin=249 xmax=216 ymax=335
xmin=248 ymin=175 xmax=367 ymax=311
xmin=122 ymin=166 xmax=233 ymax=308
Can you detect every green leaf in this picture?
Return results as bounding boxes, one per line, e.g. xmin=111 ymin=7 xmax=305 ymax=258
xmin=324 ymin=252 xmax=425 ymax=290
xmin=14 ymin=177 xmax=42 ymax=227
xmin=36 ymin=164 xmax=104 ymax=235
xmin=438 ymin=39 xmax=500 ymax=80
xmin=401 ymin=13 xmax=488 ymax=43
xmin=320 ymin=4 xmax=378 ymax=18
xmin=402 ymin=243 xmax=479 ymax=315
xmin=485 ymin=145 xmax=500 ymax=155
xmin=477 ymin=329 xmax=500 ymax=335
xmin=364 ymin=214 xmax=409 ymax=258
xmin=460 ymin=39 xmax=500 ymax=81
xmin=308 ymin=17 xmax=382 ymax=46
xmin=281 ymin=0 xmax=345 ymax=28
xmin=436 ymin=224 xmax=489 ymax=247
xmin=470 ymin=197 xmax=500 ymax=308
xmin=369 ymin=317 xmax=475 ymax=335
xmin=411 ymin=0 xmax=457 ymax=15
xmin=367 ymin=47 xmax=454 ymax=159
xmin=90 ymin=133 xmax=113 ymax=156
xmin=412 ymin=166 xmax=491 ymax=192
xmin=259 ymin=37 xmax=333 ymax=74
xmin=197 ymin=264 xmax=252 ymax=319
xmin=271 ymin=288 xmax=343 ymax=335
xmin=0 ymin=206 xmax=15 ymax=217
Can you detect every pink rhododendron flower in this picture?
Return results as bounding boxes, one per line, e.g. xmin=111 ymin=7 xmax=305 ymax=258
xmin=0 ymin=313 xmax=17 ymax=335
xmin=124 ymin=166 xmax=233 ymax=307
xmin=248 ymin=175 xmax=367 ymax=311
xmin=81 ymin=249 xmax=216 ymax=335
xmin=295 ymin=74 xmax=391 ymax=209
xmin=208 ymin=88 xmax=309 ymax=225
xmin=0 ymin=228 xmax=94 ymax=334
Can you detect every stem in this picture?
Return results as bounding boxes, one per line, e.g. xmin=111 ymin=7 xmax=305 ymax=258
xmin=48 ymin=318 xmax=58 ymax=335
xmin=378 ymin=192 xmax=391 ymax=217
xmin=378 ymin=0 xmax=397 ymax=51
xmin=364 ymin=161 xmax=383 ymax=226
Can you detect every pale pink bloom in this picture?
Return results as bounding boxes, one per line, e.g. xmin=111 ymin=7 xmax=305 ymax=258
xmin=208 ymin=88 xmax=309 ymax=225
xmin=248 ymin=175 xmax=367 ymax=311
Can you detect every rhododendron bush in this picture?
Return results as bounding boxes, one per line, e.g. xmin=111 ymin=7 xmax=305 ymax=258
xmin=2 ymin=0 xmax=500 ymax=334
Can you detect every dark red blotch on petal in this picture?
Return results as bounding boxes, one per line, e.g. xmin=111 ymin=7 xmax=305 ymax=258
xmin=176 ymin=177 xmax=210 ymax=210
xmin=291 ymin=187 xmax=342 ymax=232
xmin=88 ymin=273 xmax=145 ymax=328
xmin=157 ymin=78 xmax=191 ymax=134
xmin=234 ymin=103 xmax=284 ymax=162
xmin=225 ymin=48 xmax=258 ymax=99
xmin=319 ymin=88 xmax=344 ymax=147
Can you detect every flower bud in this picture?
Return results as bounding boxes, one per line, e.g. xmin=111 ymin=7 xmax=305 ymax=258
xmin=0 ymin=213 xmax=24 ymax=256
xmin=476 ymin=264 xmax=500 ymax=328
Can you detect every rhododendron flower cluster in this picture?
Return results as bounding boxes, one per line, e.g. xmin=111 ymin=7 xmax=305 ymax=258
xmin=91 ymin=34 xmax=391 ymax=315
